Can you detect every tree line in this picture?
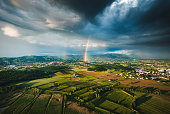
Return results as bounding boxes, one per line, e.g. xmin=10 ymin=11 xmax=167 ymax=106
xmin=0 ymin=65 xmax=70 ymax=86
xmin=88 ymin=63 xmax=134 ymax=71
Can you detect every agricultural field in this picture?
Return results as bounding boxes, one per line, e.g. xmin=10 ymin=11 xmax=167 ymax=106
xmin=119 ymin=79 xmax=170 ymax=90
xmin=99 ymin=100 xmax=135 ymax=114
xmin=2 ymin=94 xmax=35 ymax=114
xmin=0 ymin=92 xmax=22 ymax=108
xmin=28 ymin=94 xmax=51 ymax=114
xmin=0 ymin=61 xmax=170 ymax=114
xmin=137 ymin=96 xmax=170 ymax=114
xmin=95 ymin=107 xmax=110 ymax=114
xmin=106 ymin=90 xmax=134 ymax=108
xmin=2 ymin=89 xmax=38 ymax=114
xmin=46 ymin=94 xmax=62 ymax=114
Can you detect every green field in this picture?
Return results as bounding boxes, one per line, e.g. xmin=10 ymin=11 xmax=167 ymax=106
xmin=95 ymin=106 xmax=111 ymax=114
xmin=61 ymin=87 xmax=77 ymax=92
xmin=106 ymin=90 xmax=134 ymax=108
xmin=1 ymin=63 xmax=170 ymax=114
xmin=46 ymin=94 xmax=62 ymax=114
xmin=2 ymin=94 xmax=35 ymax=114
xmin=137 ymin=96 xmax=170 ymax=114
xmin=22 ymin=72 xmax=71 ymax=87
xmin=99 ymin=100 xmax=134 ymax=114
xmin=65 ymin=108 xmax=82 ymax=114
xmin=28 ymin=94 xmax=51 ymax=114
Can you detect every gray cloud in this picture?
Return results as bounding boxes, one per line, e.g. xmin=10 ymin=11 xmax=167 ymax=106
xmin=0 ymin=0 xmax=170 ymax=58
xmin=0 ymin=0 xmax=82 ymax=32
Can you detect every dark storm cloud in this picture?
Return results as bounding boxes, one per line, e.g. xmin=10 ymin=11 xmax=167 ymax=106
xmin=0 ymin=0 xmax=170 ymax=58
xmin=47 ymin=0 xmax=114 ymax=21
xmin=128 ymin=0 xmax=170 ymax=54
xmin=131 ymin=34 xmax=170 ymax=47
xmin=138 ymin=0 xmax=170 ymax=30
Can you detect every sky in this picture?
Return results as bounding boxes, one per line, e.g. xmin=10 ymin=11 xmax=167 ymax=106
xmin=0 ymin=0 xmax=170 ymax=58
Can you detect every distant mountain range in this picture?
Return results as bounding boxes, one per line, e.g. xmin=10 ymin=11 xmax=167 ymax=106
xmin=0 ymin=54 xmax=139 ymax=66
xmin=0 ymin=56 xmax=62 ymax=66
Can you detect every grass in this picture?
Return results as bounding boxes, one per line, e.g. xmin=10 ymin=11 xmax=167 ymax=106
xmin=72 ymin=67 xmax=87 ymax=71
xmin=73 ymin=88 xmax=88 ymax=95
xmin=99 ymin=81 xmax=111 ymax=85
xmin=133 ymin=91 xmax=146 ymax=98
xmin=95 ymin=107 xmax=111 ymax=114
xmin=2 ymin=94 xmax=35 ymax=114
xmin=65 ymin=108 xmax=82 ymax=114
xmin=52 ymin=85 xmax=68 ymax=91
xmin=46 ymin=94 xmax=62 ymax=114
xmin=28 ymin=94 xmax=51 ymax=114
xmin=21 ymin=72 xmax=71 ymax=87
xmin=137 ymin=96 xmax=170 ymax=114
xmin=38 ymin=83 xmax=54 ymax=89
xmin=44 ymin=90 xmax=69 ymax=95
xmin=99 ymin=100 xmax=119 ymax=111
xmin=86 ymin=76 xmax=97 ymax=80
xmin=79 ymin=91 xmax=95 ymax=98
xmin=115 ymin=84 xmax=129 ymax=88
xmin=106 ymin=90 xmax=134 ymax=108
xmin=61 ymin=87 xmax=77 ymax=92
xmin=99 ymin=100 xmax=134 ymax=114
xmin=23 ymin=77 xmax=59 ymax=87
xmin=0 ymin=92 xmax=22 ymax=108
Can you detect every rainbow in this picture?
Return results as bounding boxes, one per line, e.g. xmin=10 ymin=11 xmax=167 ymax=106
xmin=83 ymin=38 xmax=90 ymax=62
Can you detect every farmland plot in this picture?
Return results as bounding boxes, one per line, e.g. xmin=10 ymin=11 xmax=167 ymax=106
xmin=61 ymin=87 xmax=77 ymax=93
xmin=137 ymin=96 xmax=170 ymax=114
xmin=28 ymin=94 xmax=51 ymax=114
xmin=46 ymin=94 xmax=62 ymax=114
xmin=106 ymin=90 xmax=134 ymax=108
xmin=2 ymin=94 xmax=35 ymax=114
xmin=0 ymin=92 xmax=22 ymax=107
xmin=95 ymin=107 xmax=110 ymax=114
xmin=65 ymin=102 xmax=95 ymax=114
xmin=99 ymin=100 xmax=134 ymax=114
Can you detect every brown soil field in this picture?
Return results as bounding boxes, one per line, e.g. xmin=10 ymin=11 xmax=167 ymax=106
xmin=77 ymin=71 xmax=108 ymax=77
xmin=119 ymin=79 xmax=170 ymax=90
xmin=66 ymin=101 xmax=96 ymax=114
xmin=52 ymin=94 xmax=63 ymax=103
xmin=77 ymin=71 xmax=124 ymax=80
xmin=77 ymin=71 xmax=108 ymax=80
xmin=70 ymin=77 xmax=80 ymax=81
xmin=106 ymin=76 xmax=124 ymax=80
xmin=39 ymin=94 xmax=51 ymax=99
xmin=78 ymin=66 xmax=86 ymax=69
